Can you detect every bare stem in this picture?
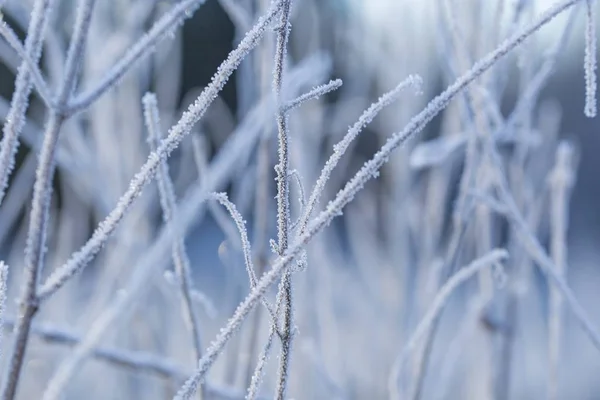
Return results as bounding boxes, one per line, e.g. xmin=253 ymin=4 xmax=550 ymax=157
xmin=272 ymin=2 xmax=295 ymax=399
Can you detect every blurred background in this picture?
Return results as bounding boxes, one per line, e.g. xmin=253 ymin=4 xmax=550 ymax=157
xmin=1 ymin=0 xmax=600 ymax=399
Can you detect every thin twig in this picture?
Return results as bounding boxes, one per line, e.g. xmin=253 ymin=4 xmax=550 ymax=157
xmin=272 ymin=1 xmax=295 ymax=399
xmin=0 ymin=0 xmax=52 ymax=207
xmin=2 ymin=1 xmax=96 ymax=398
xmin=584 ymin=0 xmax=597 ymax=117
xmin=246 ymin=324 xmax=276 ymax=400
xmin=282 ymin=79 xmax=342 ymax=113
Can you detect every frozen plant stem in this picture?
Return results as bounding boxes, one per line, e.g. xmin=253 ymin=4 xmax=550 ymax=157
xmin=273 ymin=2 xmax=294 ymax=399
xmin=173 ymin=1 xmax=589 ymax=398
xmin=585 ymin=0 xmax=597 ymax=117
xmin=244 ymin=248 xmax=295 ymax=400
xmin=245 ymin=261 xmax=296 ymax=400
xmin=295 ymin=74 xmax=422 ymax=236
xmin=547 ymin=142 xmax=576 ymax=400
xmin=143 ymin=93 xmax=205 ymax=399
xmin=1 ymin=1 xmax=96 ymax=399
xmin=0 ymin=19 xmax=53 ymax=107
xmin=282 ymin=79 xmax=343 ymax=113
xmin=209 ymin=192 xmax=280 ymax=326
xmin=0 ymin=0 xmax=52 ymax=207
xmin=36 ymin=1 xmax=298 ymax=398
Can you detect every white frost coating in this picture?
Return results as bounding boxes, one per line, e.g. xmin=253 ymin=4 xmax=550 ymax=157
xmin=210 ymin=193 xmax=258 ymax=288
xmin=282 ymin=79 xmax=343 ymax=112
xmin=163 ymin=270 xmax=218 ymax=319
xmin=585 ymin=0 xmax=597 ymax=117
xmin=67 ymin=0 xmax=208 ymax=115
